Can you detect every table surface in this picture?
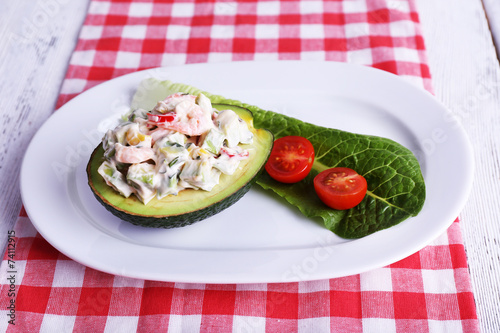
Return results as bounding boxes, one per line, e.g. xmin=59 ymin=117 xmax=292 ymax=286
xmin=1 ymin=0 xmax=499 ymax=332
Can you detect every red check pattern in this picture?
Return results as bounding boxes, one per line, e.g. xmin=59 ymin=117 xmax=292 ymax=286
xmin=1 ymin=1 xmax=478 ymax=332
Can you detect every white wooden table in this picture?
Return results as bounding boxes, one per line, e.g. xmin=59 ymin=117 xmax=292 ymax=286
xmin=1 ymin=1 xmax=499 ymax=331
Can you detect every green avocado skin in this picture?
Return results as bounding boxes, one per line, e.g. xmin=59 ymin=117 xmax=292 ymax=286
xmin=87 ymin=104 xmax=273 ymax=228
xmin=87 ymin=163 xmax=262 ymax=229
xmin=89 ymin=169 xmax=257 ymax=228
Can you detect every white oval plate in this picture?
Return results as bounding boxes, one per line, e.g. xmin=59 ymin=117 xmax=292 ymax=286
xmin=21 ymin=61 xmax=473 ymax=283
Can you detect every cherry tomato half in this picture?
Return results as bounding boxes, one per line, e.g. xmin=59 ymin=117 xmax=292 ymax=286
xmin=265 ymin=136 xmax=315 ymax=183
xmin=314 ymin=167 xmax=367 ymax=210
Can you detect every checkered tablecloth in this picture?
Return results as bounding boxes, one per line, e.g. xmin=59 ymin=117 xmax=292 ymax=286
xmin=1 ymin=1 xmax=479 ymax=332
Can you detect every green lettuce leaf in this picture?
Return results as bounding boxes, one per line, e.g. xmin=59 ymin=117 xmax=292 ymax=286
xmin=131 ymin=78 xmax=426 ymax=238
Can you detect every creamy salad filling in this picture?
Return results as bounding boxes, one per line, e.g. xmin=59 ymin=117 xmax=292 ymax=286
xmin=98 ymin=93 xmax=253 ymax=204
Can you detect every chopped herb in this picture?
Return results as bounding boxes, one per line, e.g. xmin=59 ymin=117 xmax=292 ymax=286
xmin=168 ymin=157 xmax=179 ymax=167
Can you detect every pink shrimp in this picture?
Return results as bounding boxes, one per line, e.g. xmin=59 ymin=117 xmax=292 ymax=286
xmin=154 ymin=93 xmax=197 ymax=113
xmin=114 ymin=143 xmax=155 ymax=164
xmin=158 ymin=100 xmax=213 ymax=136
xmin=149 ymin=128 xmax=172 ymax=145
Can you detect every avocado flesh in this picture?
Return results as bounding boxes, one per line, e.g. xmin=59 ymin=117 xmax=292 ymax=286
xmin=87 ymin=104 xmax=273 ymax=228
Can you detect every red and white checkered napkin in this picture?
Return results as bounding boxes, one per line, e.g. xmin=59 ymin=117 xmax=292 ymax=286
xmin=1 ymin=1 xmax=479 ymax=332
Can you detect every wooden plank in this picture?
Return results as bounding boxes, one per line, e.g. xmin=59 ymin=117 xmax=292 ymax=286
xmin=483 ymin=0 xmax=500 ymax=58
xmin=0 ymin=0 xmax=90 ymax=253
xmin=417 ymin=0 xmax=500 ymax=331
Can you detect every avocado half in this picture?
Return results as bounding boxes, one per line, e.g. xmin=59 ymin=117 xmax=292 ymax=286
xmin=87 ymin=104 xmax=273 ymax=228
